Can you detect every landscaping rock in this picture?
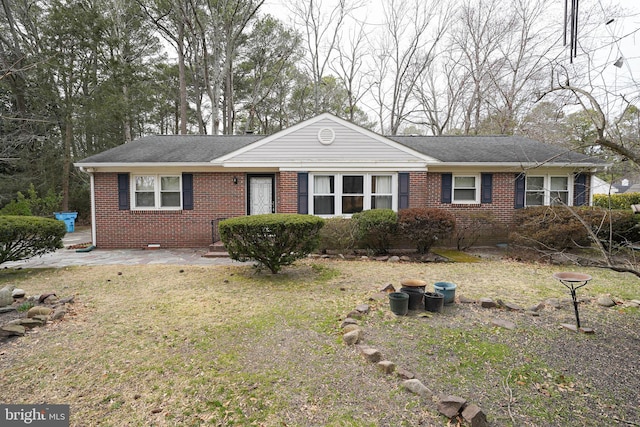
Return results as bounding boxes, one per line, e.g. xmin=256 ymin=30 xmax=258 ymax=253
xmin=27 ymin=306 xmax=53 ymax=318
xmin=358 ymin=346 xmax=382 ymax=363
xmin=0 ymin=285 xmax=15 ymax=307
xmin=396 ymin=368 xmax=415 ymax=380
xmin=38 ymin=293 xmax=56 ymax=303
xmin=491 ymin=319 xmax=516 ymax=330
xmin=50 ymin=308 xmax=66 ymax=321
xmin=346 ymin=310 xmax=364 ymax=320
xmin=342 ymin=324 xmax=360 ymax=334
xmin=387 ymin=256 xmax=400 ymax=263
xmin=458 ymin=295 xmax=475 ymax=304
xmin=0 ymin=306 xmax=16 ymax=314
xmin=341 ymin=318 xmax=358 ymax=328
xmin=59 ymin=295 xmax=75 ymax=304
xmin=11 ymin=288 xmax=26 ymax=299
xmin=343 ymin=329 xmax=362 ymax=345
xmin=402 ymin=379 xmax=431 ymax=398
xmin=528 ymin=302 xmax=545 ymax=312
xmin=355 ymin=304 xmax=370 ymax=314
xmin=461 ymin=404 xmax=488 ymax=427
xmin=479 ymin=298 xmax=497 ymax=309
xmin=380 ymin=284 xmax=396 ymax=293
xmin=377 ymin=360 xmax=396 ymax=374
xmin=597 ymin=296 xmax=616 ymax=308
xmin=10 ymin=318 xmax=43 ymax=329
xmin=437 ymin=395 xmax=467 ymax=418
xmin=1 ymin=324 xmax=26 ymax=337
xmin=504 ymin=302 xmax=523 ymax=311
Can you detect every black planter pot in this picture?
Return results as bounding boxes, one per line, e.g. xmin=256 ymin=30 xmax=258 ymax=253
xmin=424 ymin=291 xmax=444 ymax=313
xmin=400 ymin=287 xmax=424 ymax=310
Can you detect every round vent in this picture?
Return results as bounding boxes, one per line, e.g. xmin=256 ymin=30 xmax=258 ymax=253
xmin=317 ymin=128 xmax=335 ymax=145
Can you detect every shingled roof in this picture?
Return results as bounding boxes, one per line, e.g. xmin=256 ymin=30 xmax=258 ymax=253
xmin=76 ymin=132 xmax=605 ymax=166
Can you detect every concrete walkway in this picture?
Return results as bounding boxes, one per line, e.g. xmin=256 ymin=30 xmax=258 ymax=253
xmin=3 ymin=229 xmax=245 ymax=269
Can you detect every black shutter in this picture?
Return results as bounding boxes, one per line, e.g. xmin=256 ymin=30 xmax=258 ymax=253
xmin=574 ymin=173 xmax=587 ymax=206
xmin=117 ymin=173 xmax=129 ymax=210
xmin=182 ymin=173 xmax=194 ymax=210
xmin=514 ymin=173 xmax=525 ymax=209
xmin=398 ymin=172 xmax=410 ymax=209
xmin=481 ymin=173 xmax=493 ymax=204
xmin=441 ymin=173 xmax=452 ymax=204
xmin=298 ymin=172 xmax=308 ymax=214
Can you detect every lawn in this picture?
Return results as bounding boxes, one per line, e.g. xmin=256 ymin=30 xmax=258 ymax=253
xmin=1 ymin=258 xmax=639 ymax=426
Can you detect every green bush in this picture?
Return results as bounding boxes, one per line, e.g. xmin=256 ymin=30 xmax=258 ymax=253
xmin=398 ymin=208 xmax=456 ymax=254
xmin=0 ymin=216 xmax=66 ymax=265
xmin=453 ymin=211 xmax=499 ymax=250
xmin=593 ymin=193 xmax=640 ymax=210
xmin=511 ymin=207 xmax=590 ymax=250
xmin=219 ymin=214 xmax=324 ymax=274
xmin=0 ymin=184 xmax=62 ymax=217
xmin=352 ymin=209 xmax=398 ymax=255
xmin=318 ymin=217 xmax=358 ymax=253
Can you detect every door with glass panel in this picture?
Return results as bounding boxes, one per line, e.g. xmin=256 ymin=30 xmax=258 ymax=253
xmin=248 ymin=175 xmax=275 ymax=215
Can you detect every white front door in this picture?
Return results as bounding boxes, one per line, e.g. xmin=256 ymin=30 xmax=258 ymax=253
xmin=249 ymin=176 xmax=274 ymax=215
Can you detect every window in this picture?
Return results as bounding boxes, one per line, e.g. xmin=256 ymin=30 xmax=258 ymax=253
xmin=372 ymin=175 xmax=392 ymax=209
xmin=310 ymin=173 xmax=395 ymax=216
xmin=313 ymin=176 xmax=335 ymax=215
xmin=525 ymin=175 xmax=570 ymax=207
xmin=133 ymin=175 xmax=182 ymax=209
xmin=453 ymin=175 xmax=478 ymax=203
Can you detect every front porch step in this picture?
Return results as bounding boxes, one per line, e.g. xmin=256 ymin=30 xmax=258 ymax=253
xmin=203 ymin=241 xmax=229 ymax=258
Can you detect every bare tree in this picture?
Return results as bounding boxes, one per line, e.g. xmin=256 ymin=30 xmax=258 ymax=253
xmin=369 ymin=0 xmax=449 ymax=135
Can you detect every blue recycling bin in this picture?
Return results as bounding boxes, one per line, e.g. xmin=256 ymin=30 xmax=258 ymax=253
xmin=54 ymin=212 xmax=78 ymax=233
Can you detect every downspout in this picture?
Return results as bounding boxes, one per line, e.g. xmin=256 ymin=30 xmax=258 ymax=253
xmin=78 ymin=167 xmax=97 ymax=247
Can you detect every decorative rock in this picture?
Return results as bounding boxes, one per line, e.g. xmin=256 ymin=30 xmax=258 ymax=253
xmin=0 ymin=306 xmax=17 ymax=314
xmin=396 ymin=368 xmax=415 ymax=380
xmin=50 ymin=308 xmax=66 ymax=321
xmin=387 ymin=256 xmax=400 ymax=263
xmin=0 ymin=285 xmax=15 ymax=307
xmin=526 ymin=311 xmax=541 ymax=317
xmin=630 ymin=299 xmax=640 ymax=306
xmin=1 ymin=324 xmax=26 ymax=337
xmin=479 ymin=298 xmax=497 ymax=309
xmin=491 ymin=319 xmax=516 ymax=330
xmin=579 ymin=327 xmax=595 ymax=334
xmin=358 ymin=346 xmax=382 ymax=363
xmin=355 ymin=304 xmax=370 ymax=314
xmin=380 ymin=284 xmax=396 ymax=293
xmin=12 ymin=318 xmax=43 ymax=329
xmin=343 ymin=329 xmax=362 ymax=346
xmin=341 ymin=318 xmax=358 ymax=328
xmin=11 ymin=288 xmax=26 ymax=299
xmin=561 ymin=323 xmax=578 ymax=332
xmin=627 ymin=300 xmax=640 ymax=308
xmin=461 ymin=404 xmax=488 ymax=427
xmin=437 ymin=395 xmax=467 ymax=418
xmin=27 ymin=306 xmax=53 ymax=318
xmin=458 ymin=295 xmax=475 ymax=304
xmin=597 ymin=296 xmax=616 ymax=308
xmin=342 ymin=324 xmax=360 ymax=334
xmin=59 ymin=295 xmax=75 ymax=304
xmin=399 ymin=256 xmax=412 ymax=262
xmin=375 ymin=256 xmax=389 ymax=262
xmin=377 ymin=360 xmax=396 ymax=374
xmin=38 ymin=293 xmax=56 ymax=303
xmin=33 ymin=315 xmax=49 ymax=324
xmin=44 ymin=295 xmax=59 ymax=304
xmin=402 ymin=379 xmax=431 ymax=398
xmin=528 ymin=302 xmax=545 ymax=312
xmin=504 ymin=302 xmax=523 ymax=311
xmin=346 ymin=310 xmax=364 ymax=320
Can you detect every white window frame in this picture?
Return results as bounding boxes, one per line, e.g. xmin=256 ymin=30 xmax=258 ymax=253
xmin=132 ymin=174 xmax=182 ymax=210
xmin=452 ymin=174 xmax=480 ymax=204
xmin=525 ymin=175 xmax=572 ymax=207
xmin=309 ymin=173 xmax=397 ymax=217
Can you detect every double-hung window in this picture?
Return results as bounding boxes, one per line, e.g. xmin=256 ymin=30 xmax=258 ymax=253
xmin=452 ymin=175 xmax=479 ymax=203
xmin=311 ymin=173 xmax=395 ymax=216
xmin=133 ymin=175 xmax=182 ymax=209
xmin=525 ymin=175 xmax=570 ymax=206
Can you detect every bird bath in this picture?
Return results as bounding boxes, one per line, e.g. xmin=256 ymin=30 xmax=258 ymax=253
xmin=553 ymin=272 xmax=592 ymax=330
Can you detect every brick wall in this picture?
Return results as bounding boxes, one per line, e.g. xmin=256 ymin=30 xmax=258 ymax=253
xmin=94 ymin=172 xmax=247 ymax=248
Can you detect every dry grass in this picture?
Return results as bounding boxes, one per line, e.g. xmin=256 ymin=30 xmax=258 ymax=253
xmin=0 ymin=259 xmax=638 ymax=426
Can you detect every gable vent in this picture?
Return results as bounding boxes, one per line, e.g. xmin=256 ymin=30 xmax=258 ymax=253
xmin=317 ymin=128 xmax=335 ymax=145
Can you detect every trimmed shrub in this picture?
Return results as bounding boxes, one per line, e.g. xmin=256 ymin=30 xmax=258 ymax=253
xmin=398 ymin=208 xmax=456 ymax=254
xmin=318 ymin=217 xmax=358 ymax=253
xmin=219 ymin=214 xmax=324 ymax=274
xmin=352 ymin=209 xmax=398 ymax=255
xmin=593 ymin=193 xmax=640 ymax=210
xmin=454 ymin=211 xmax=500 ymax=250
xmin=0 ymin=216 xmax=66 ymax=265
xmin=580 ymin=207 xmax=640 ymax=247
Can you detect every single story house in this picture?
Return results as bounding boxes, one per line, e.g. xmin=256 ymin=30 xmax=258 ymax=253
xmin=75 ymin=113 xmax=607 ymax=249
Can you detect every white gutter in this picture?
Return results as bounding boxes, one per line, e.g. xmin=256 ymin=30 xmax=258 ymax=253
xmin=90 ymin=172 xmax=96 ymax=246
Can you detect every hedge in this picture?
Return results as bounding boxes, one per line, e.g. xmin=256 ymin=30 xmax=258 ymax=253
xmin=0 ymin=216 xmax=66 ymax=265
